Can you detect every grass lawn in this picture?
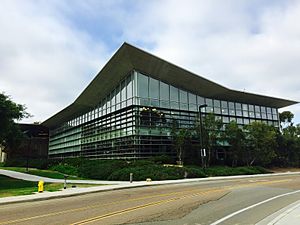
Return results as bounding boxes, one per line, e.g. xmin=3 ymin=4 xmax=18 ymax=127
xmin=0 ymin=167 xmax=84 ymax=180
xmin=0 ymin=175 xmax=103 ymax=198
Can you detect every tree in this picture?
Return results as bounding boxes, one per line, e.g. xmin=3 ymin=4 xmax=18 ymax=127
xmin=278 ymin=122 xmax=300 ymax=166
xmin=279 ymin=111 xmax=294 ymax=129
xmin=200 ymin=113 xmax=222 ymax=166
xmin=0 ymin=93 xmax=29 ymax=154
xmin=171 ymin=119 xmax=191 ymax=165
xmin=223 ymin=121 xmax=245 ymax=166
xmin=244 ymin=122 xmax=277 ymax=166
xmin=275 ymin=111 xmax=300 ymax=166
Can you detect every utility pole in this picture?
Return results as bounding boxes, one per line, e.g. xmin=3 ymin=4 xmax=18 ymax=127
xmin=199 ymin=104 xmax=207 ymax=169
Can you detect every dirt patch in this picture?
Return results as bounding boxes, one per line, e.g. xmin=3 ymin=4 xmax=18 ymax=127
xmin=268 ymin=167 xmax=300 ymax=173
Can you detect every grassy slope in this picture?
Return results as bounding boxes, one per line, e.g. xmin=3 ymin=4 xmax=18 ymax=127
xmin=0 ymin=175 xmax=101 ymax=198
xmin=0 ymin=167 xmax=83 ymax=180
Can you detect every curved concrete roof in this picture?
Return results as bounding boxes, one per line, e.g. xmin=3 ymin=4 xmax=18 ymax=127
xmin=43 ymin=43 xmax=298 ymax=128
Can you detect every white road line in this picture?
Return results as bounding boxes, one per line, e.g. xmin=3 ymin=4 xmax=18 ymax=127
xmin=210 ymin=189 xmax=300 ymax=225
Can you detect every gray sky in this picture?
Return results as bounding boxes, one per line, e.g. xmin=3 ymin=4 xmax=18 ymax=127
xmin=1 ymin=0 xmax=299 ymax=124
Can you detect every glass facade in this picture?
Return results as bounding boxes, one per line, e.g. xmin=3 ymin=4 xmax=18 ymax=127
xmin=49 ymin=70 xmax=280 ymax=159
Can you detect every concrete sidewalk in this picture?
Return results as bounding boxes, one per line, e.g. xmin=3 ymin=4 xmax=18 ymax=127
xmin=257 ymin=200 xmax=300 ymax=225
xmin=1 ymin=169 xmax=300 ymax=205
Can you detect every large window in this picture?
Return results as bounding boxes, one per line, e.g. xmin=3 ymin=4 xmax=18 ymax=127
xmin=149 ymin=77 xmax=159 ymax=99
xmin=160 ymin=81 xmax=169 ymax=101
xmin=170 ymin=86 xmax=179 ymax=102
xmin=137 ymin=73 xmax=148 ymax=98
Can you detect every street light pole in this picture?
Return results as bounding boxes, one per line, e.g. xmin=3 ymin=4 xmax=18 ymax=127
xmin=199 ymin=104 xmax=207 ymax=168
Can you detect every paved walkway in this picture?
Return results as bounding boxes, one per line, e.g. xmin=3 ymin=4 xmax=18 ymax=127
xmin=257 ymin=200 xmax=300 ymax=225
xmin=0 ymin=169 xmax=126 ymax=185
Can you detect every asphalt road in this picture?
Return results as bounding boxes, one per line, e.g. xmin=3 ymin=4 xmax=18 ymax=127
xmin=1 ymin=174 xmax=300 ymax=225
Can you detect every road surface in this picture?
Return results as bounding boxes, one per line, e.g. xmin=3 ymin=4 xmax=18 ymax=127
xmin=1 ymin=173 xmax=300 ymax=225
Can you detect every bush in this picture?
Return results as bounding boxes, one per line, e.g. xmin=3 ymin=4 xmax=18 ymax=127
xmin=148 ymin=155 xmax=175 ymax=164
xmin=184 ymin=167 xmax=206 ymax=178
xmin=49 ymin=164 xmax=78 ymax=176
xmin=78 ymin=160 xmax=128 ymax=180
xmin=108 ymin=165 xmax=206 ymax=181
xmin=205 ymin=166 xmax=269 ymax=177
xmin=108 ymin=165 xmax=183 ymax=181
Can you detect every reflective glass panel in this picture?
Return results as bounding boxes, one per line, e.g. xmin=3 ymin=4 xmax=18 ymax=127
xmin=235 ymin=103 xmax=242 ymax=110
xmin=236 ymin=110 xmax=242 ymax=116
xmin=221 ymin=108 xmax=229 ymax=115
xmin=255 ymin=106 xmax=260 ymax=113
xmin=149 ymin=77 xmax=159 ymax=99
xmin=243 ymin=118 xmax=250 ymax=125
xmin=243 ymin=111 xmax=249 ymax=117
xmin=121 ymin=80 xmax=126 ymax=102
xmin=197 ymin=96 xmax=205 ymax=105
xmin=242 ymin=104 xmax=248 ymax=111
xmin=188 ymin=93 xmax=196 ymax=104
xmin=229 ymin=109 xmax=235 ymax=116
xmin=160 ymin=81 xmax=169 ymax=101
xmin=137 ymin=73 xmax=148 ymax=98
xmin=222 ymin=116 xmax=229 ymax=123
xmin=221 ymin=101 xmax=228 ymax=108
xmin=214 ymin=107 xmax=221 ymax=114
xmin=229 ymin=102 xmax=235 ymax=109
xmin=206 ymin=98 xmax=213 ymax=107
xmin=249 ymin=111 xmax=255 ymax=118
xmin=214 ymin=99 xmax=221 ymax=108
xmin=127 ymin=76 xmax=133 ymax=99
xmin=111 ymin=90 xmax=115 ymax=106
xmin=179 ymin=90 xmax=188 ymax=103
xmin=170 ymin=86 xmax=179 ymax=102
xmin=249 ymin=105 xmax=254 ymax=111
xmin=116 ymin=85 xmax=120 ymax=104
xmin=237 ymin=118 xmax=243 ymax=124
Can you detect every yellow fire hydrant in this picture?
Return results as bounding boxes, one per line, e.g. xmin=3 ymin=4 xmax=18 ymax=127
xmin=38 ymin=180 xmax=44 ymax=193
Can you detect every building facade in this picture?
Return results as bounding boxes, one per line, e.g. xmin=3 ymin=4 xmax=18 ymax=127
xmin=43 ymin=43 xmax=297 ymax=160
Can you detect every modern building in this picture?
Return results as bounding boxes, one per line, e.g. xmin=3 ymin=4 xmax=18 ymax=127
xmin=43 ymin=43 xmax=297 ymax=160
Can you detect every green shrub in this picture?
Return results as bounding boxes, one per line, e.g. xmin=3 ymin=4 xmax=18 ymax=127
xmin=78 ymin=160 xmax=127 ymax=180
xmin=148 ymin=155 xmax=175 ymax=164
xmin=205 ymin=166 xmax=268 ymax=177
xmin=184 ymin=167 xmax=206 ymax=178
xmin=108 ymin=165 xmax=206 ymax=181
xmin=108 ymin=165 xmax=183 ymax=181
xmin=49 ymin=164 xmax=78 ymax=176
xmin=128 ymin=160 xmax=156 ymax=167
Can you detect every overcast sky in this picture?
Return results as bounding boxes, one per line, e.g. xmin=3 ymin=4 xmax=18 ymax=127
xmin=1 ymin=0 xmax=299 ymax=124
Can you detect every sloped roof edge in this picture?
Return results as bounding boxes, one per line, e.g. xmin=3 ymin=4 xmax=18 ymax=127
xmin=43 ymin=42 xmax=298 ymax=128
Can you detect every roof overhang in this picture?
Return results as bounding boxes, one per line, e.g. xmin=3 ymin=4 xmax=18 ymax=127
xmin=43 ymin=43 xmax=298 ymax=128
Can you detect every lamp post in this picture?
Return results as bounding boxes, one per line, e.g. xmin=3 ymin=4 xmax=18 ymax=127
xmin=199 ymin=104 xmax=207 ymax=168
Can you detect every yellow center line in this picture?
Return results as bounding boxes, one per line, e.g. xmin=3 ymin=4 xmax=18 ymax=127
xmin=0 ymin=178 xmax=291 ymax=225
xmin=71 ymin=189 xmax=225 ymax=225
xmin=0 ymin=188 xmax=222 ymax=225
